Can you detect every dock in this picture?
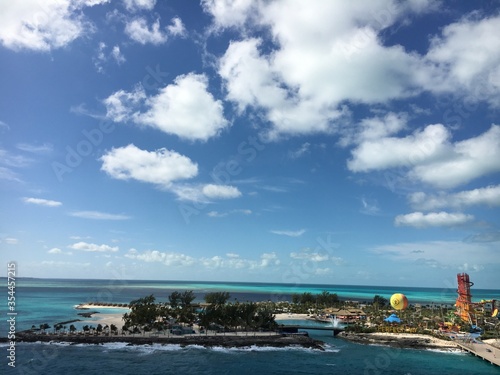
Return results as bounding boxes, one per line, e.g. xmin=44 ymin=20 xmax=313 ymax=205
xmin=455 ymin=341 xmax=500 ymax=367
xmin=279 ymin=324 xmax=344 ymax=336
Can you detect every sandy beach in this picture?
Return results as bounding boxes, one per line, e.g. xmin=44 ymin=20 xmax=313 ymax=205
xmin=80 ymin=312 xmax=126 ymax=328
xmin=274 ymin=313 xmax=311 ymax=321
xmin=75 ymin=304 xmax=130 ymax=310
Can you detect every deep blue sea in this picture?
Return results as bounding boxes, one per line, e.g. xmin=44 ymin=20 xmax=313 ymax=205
xmin=1 ymin=278 xmax=499 ymax=374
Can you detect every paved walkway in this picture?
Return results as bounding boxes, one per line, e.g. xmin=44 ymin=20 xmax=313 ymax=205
xmin=456 ymin=340 xmax=500 ymax=367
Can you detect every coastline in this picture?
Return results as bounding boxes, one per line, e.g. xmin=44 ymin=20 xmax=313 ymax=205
xmin=338 ymin=332 xmax=459 ymax=351
xmin=9 ymin=331 xmax=326 ymax=350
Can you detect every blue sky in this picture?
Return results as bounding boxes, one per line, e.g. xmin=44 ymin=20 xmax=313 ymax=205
xmin=1 ymin=0 xmax=499 ymax=288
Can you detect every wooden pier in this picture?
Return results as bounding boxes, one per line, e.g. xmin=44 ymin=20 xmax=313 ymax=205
xmin=455 ymin=341 xmax=500 ymax=367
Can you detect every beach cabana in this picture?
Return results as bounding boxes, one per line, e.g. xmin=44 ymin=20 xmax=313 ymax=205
xmin=384 ymin=314 xmax=401 ymax=323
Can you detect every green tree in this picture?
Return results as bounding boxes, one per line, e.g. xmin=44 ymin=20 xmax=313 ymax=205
xmin=204 ymin=292 xmax=231 ymax=306
xmin=69 ymin=324 xmax=76 ymax=334
xmin=178 ymin=290 xmax=196 ymax=324
xmin=317 ymin=291 xmax=339 ymax=306
xmin=373 ymin=295 xmax=388 ymax=310
xmin=123 ymin=294 xmax=159 ymax=330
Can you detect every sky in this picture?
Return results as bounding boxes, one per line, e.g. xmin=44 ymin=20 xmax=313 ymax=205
xmin=0 ymin=0 xmax=499 ymax=289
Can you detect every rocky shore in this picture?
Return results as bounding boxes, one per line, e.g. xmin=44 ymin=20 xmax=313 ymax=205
xmin=338 ymin=332 xmax=458 ymax=350
xmin=8 ymin=331 xmax=326 ymax=350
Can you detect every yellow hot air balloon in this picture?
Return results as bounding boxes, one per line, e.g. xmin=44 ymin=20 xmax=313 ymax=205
xmin=390 ymin=293 xmax=408 ymax=310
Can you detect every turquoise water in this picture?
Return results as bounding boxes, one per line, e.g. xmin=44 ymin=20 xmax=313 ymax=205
xmin=1 ymin=278 xmax=499 ymax=374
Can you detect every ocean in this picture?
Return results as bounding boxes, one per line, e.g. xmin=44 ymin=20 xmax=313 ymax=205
xmin=1 ymin=278 xmax=499 ymax=374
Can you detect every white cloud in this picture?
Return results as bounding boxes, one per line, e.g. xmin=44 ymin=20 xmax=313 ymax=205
xmin=372 ymin=240 xmax=499 ymax=270
xmin=0 ymin=148 xmax=35 ymax=168
xmin=48 ymin=248 xmax=62 ymax=254
xmin=23 ymin=197 xmax=62 ymax=207
xmin=394 ymin=211 xmax=474 ymax=228
xmin=16 ymin=143 xmax=53 ymax=154
xmin=202 ymin=252 xmax=280 ymax=269
xmin=69 ymin=241 xmax=119 ymax=252
xmin=214 ymin=2 xmax=428 ymax=139
xmin=3 ymin=238 xmax=18 ymax=245
xmin=111 ymin=45 xmax=125 ymax=64
xmin=288 ymin=143 xmax=310 ymax=159
xmin=349 ymin=124 xmax=500 ymax=189
xmin=202 ymin=184 xmax=241 ymax=199
xmin=207 ymin=209 xmax=252 ymax=218
xmin=270 ymin=229 xmax=306 ymax=237
xmin=201 ymin=0 xmax=256 ymax=29
xmin=126 ymin=248 xmax=280 ymax=270
xmin=100 ymin=144 xmax=198 ymax=187
xmin=125 ymin=249 xmax=196 ymax=267
xmin=410 ymin=125 xmax=500 ymax=188
xmin=348 ymin=124 xmax=450 ymax=172
xmin=409 ymin=185 xmax=500 ymax=211
xmin=123 ymin=0 xmax=156 ymax=11
xmin=290 ymin=252 xmax=329 ymax=262
xmin=340 ymin=112 xmax=408 ymax=147
xmin=125 ymin=18 xmax=167 ymax=45
xmin=70 ymin=211 xmax=131 ymax=220
xmin=0 ymin=120 xmax=9 ymax=131
xmin=41 ymin=261 xmax=91 ymax=268
xmin=94 ymin=43 xmax=126 ymax=72
xmin=0 ymin=0 xmax=104 ymax=51
xmin=167 ymin=17 xmax=186 ymax=36
xmin=103 ymin=86 xmax=146 ymax=122
xmin=423 ymin=15 xmax=500 ymax=106
xmin=104 ymin=73 xmax=229 ymax=141
xmin=210 ymin=2 xmax=500 ymax=139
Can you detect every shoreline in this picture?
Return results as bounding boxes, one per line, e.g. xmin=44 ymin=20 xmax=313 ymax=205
xmin=8 ymin=331 xmax=326 ymax=350
xmin=338 ymin=332 xmax=459 ymax=351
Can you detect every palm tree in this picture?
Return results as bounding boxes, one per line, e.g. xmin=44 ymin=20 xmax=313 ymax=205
xmin=69 ymin=324 xmax=77 ymax=334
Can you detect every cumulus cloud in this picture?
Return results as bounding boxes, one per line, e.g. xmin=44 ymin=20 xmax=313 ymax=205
xmin=69 ymin=242 xmax=119 ymax=252
xmin=349 ymin=124 xmax=500 ymax=189
xmin=48 ymin=248 xmax=62 ymax=254
xmin=104 ymin=73 xmax=229 ymax=141
xmin=213 ymin=2 xmax=431 ymax=139
xmin=125 ymin=18 xmax=167 ymax=45
xmin=70 ymin=210 xmax=131 ymax=220
xmin=208 ymin=2 xmax=500 ymax=140
xmin=202 ymin=184 xmax=241 ymax=199
xmin=423 ymin=15 xmax=500 ymax=106
xmin=410 ymin=125 xmax=500 ymax=188
xmin=167 ymin=17 xmax=186 ymax=36
xmin=100 ymin=144 xmax=198 ymax=187
xmin=394 ymin=211 xmax=474 ymax=228
xmin=123 ymin=0 xmax=156 ymax=12
xmin=23 ymin=197 xmax=62 ymax=207
xmin=0 ymin=0 xmax=106 ymax=51
xmin=126 ymin=249 xmax=279 ymax=270
xmin=409 ymin=185 xmax=500 ymax=211
xmin=347 ymin=124 xmax=450 ymax=172
xmin=125 ymin=249 xmax=196 ymax=266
